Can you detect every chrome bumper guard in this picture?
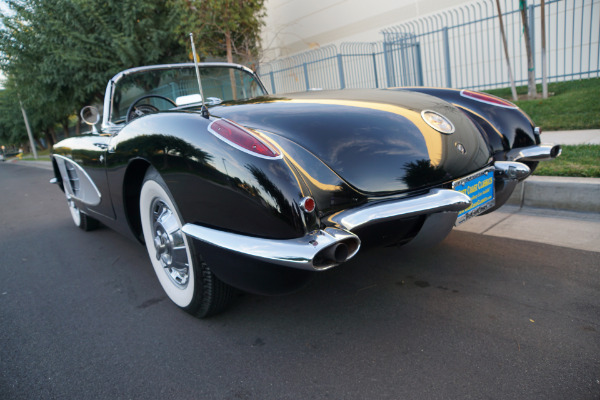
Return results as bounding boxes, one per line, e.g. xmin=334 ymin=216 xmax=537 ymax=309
xmin=494 ymin=161 xmax=531 ymax=181
xmin=182 ymin=225 xmax=361 ymax=271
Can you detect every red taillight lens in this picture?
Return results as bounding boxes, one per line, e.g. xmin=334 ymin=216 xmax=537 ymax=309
xmin=300 ymin=197 xmax=316 ymax=213
xmin=208 ymin=119 xmax=281 ymax=158
xmin=460 ymin=90 xmax=518 ymax=109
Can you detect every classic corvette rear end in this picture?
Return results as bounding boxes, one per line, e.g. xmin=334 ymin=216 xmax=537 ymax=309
xmin=51 ymin=63 xmax=560 ymax=317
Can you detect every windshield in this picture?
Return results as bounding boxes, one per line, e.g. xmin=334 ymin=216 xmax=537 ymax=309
xmin=109 ymin=65 xmax=266 ymax=124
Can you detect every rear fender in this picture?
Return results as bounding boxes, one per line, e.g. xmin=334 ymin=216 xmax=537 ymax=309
xmin=396 ymin=88 xmax=539 ymax=155
xmin=108 ymin=112 xmax=313 ymax=240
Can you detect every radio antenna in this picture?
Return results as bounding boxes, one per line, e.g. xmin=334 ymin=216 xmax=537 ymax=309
xmin=189 ymin=33 xmax=209 ymax=119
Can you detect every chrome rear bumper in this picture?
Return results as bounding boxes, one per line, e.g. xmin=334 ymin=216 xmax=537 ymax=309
xmin=182 ymin=189 xmax=473 ymax=271
xmin=182 ymin=225 xmax=361 ymax=271
xmin=328 ymin=189 xmax=471 ymax=231
xmin=182 ymin=160 xmax=548 ymax=273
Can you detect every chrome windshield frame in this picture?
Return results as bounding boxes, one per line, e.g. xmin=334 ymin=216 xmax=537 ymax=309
xmin=101 ymin=62 xmax=267 ymax=132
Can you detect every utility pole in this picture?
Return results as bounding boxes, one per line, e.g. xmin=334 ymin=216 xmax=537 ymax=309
xmin=19 ymin=98 xmax=38 ymax=159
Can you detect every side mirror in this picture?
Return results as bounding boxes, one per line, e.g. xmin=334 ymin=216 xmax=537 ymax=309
xmin=80 ymin=106 xmax=101 ymax=134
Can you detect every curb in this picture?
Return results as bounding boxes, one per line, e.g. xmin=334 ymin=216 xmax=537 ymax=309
xmin=7 ymin=159 xmax=54 ymax=170
xmin=507 ymin=176 xmax=600 ymax=213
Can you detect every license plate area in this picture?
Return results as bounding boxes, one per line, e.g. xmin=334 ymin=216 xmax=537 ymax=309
xmin=452 ymin=167 xmax=495 ymax=225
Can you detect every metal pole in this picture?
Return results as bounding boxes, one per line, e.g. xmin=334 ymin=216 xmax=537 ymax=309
xmin=415 ymin=43 xmax=424 ymax=86
xmin=269 ymin=71 xmax=276 ymax=94
xmin=372 ymin=51 xmax=379 ymax=88
xmin=303 ymin=63 xmax=310 ymax=91
xmin=337 ymin=54 xmax=346 ymax=89
xmin=19 ymin=99 xmax=38 ymax=159
xmin=443 ymin=27 xmax=452 ymax=88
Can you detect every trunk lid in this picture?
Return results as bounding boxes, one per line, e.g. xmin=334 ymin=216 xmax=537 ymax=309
xmin=211 ymin=89 xmax=492 ymax=195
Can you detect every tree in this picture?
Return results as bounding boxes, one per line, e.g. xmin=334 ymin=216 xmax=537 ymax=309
xmin=495 ymin=0 xmax=517 ymax=101
xmin=519 ymin=0 xmax=537 ymax=98
xmin=0 ymin=0 xmax=266 ymax=145
xmin=0 ymin=84 xmax=27 ymax=147
xmin=0 ymin=0 xmax=187 ymax=141
xmin=176 ymin=0 xmax=266 ymax=67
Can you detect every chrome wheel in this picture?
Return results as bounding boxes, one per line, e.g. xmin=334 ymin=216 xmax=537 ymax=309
xmin=140 ymin=167 xmax=237 ymax=317
xmin=66 ymin=194 xmax=81 ymax=226
xmin=150 ymin=198 xmax=190 ymax=288
xmin=64 ymin=192 xmax=98 ymax=231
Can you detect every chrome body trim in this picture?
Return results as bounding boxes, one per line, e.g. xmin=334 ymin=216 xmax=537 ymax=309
xmin=52 ymin=154 xmax=102 ymax=206
xmin=506 ymin=144 xmax=562 ymax=162
xmin=328 ymin=189 xmax=471 ymax=231
xmin=207 ymin=119 xmax=283 ymax=160
xmin=299 ymin=197 xmax=315 ymax=213
xmin=181 ymin=225 xmax=361 ymax=271
xmin=421 ymin=109 xmax=455 ymax=134
xmin=102 ymin=62 xmax=266 ymax=132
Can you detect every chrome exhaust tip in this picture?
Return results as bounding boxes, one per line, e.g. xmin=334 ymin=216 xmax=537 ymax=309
xmin=182 ymin=224 xmax=361 ymax=272
xmin=506 ymin=144 xmax=562 ymax=162
xmin=313 ymin=237 xmax=361 ymax=269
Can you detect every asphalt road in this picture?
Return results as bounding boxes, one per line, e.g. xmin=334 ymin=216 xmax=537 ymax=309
xmin=1 ymin=163 xmax=599 ymax=400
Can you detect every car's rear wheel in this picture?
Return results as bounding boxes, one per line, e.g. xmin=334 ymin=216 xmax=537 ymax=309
xmin=139 ymin=168 xmax=236 ymax=318
xmin=65 ymin=193 xmax=99 ymax=231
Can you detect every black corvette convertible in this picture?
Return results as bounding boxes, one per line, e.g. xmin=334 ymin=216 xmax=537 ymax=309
xmin=51 ymin=62 xmax=561 ymax=317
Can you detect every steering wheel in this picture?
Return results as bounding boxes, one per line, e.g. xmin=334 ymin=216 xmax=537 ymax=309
xmin=126 ymin=95 xmax=177 ymax=123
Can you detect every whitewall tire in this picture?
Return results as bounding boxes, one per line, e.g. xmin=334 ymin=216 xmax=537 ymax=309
xmin=65 ymin=193 xmax=99 ymax=231
xmin=139 ymin=168 xmax=236 ymax=317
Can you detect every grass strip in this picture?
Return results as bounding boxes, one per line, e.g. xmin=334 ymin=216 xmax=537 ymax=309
xmin=486 ymin=78 xmax=600 ymax=131
xmin=533 ymin=145 xmax=600 ymax=178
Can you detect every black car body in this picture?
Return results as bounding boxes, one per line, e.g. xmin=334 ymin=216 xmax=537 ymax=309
xmin=51 ymin=63 xmax=560 ymax=317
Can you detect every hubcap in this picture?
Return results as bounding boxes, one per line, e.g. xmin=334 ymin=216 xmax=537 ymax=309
xmin=150 ymin=198 xmax=189 ymax=288
xmin=67 ymin=194 xmax=81 ymax=226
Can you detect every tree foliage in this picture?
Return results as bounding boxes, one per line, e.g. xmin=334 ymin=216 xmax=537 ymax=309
xmin=0 ymin=0 xmax=266 ymax=149
xmin=175 ymin=0 xmax=265 ymax=67
xmin=0 ymin=0 xmax=190 ymax=147
xmin=0 ymin=81 xmax=29 ymax=147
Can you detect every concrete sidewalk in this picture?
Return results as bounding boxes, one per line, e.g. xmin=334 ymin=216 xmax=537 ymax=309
xmin=508 ymin=129 xmax=600 ymax=213
xmin=456 ymin=205 xmax=600 ymax=253
xmin=542 ymin=129 xmax=600 ymax=145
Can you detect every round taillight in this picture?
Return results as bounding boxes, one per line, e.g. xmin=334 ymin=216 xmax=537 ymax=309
xmin=208 ymin=119 xmax=281 ymax=159
xmin=300 ymin=197 xmax=316 ymax=213
xmin=460 ymin=89 xmax=518 ymax=109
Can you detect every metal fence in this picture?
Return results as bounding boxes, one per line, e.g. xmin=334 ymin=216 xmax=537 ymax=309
xmin=258 ymin=0 xmax=600 ymax=93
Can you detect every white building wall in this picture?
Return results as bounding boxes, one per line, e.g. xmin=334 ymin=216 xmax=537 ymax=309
xmin=261 ymin=0 xmax=471 ymax=61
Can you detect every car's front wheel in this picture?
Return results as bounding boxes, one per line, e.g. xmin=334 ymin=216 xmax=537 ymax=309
xmin=65 ymin=193 xmax=99 ymax=231
xmin=139 ymin=168 xmax=236 ymax=318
